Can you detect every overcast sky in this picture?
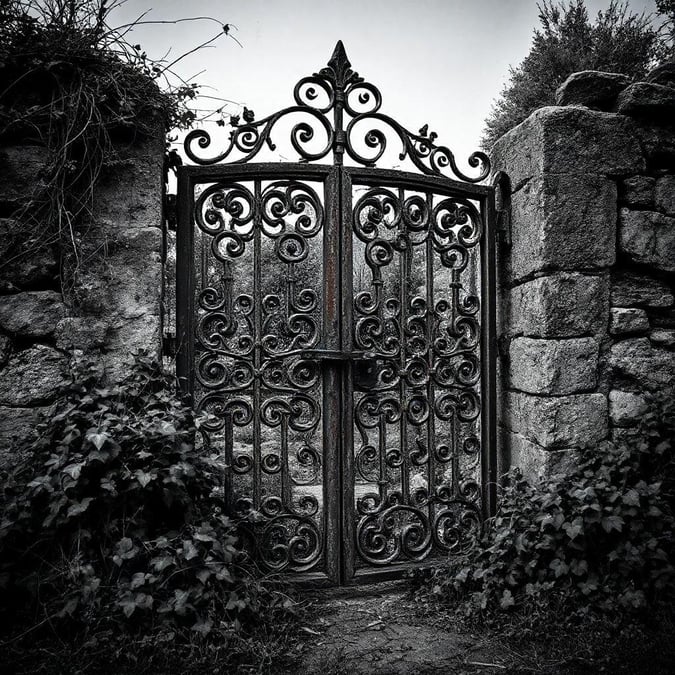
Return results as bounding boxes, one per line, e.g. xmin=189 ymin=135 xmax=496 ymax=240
xmin=110 ymin=0 xmax=658 ymax=171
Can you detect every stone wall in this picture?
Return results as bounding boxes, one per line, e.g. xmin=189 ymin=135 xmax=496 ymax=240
xmin=0 ymin=130 xmax=165 ymax=463
xmin=492 ymin=69 xmax=675 ymax=479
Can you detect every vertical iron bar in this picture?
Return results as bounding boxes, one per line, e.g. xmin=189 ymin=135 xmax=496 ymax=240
xmin=323 ymin=167 xmax=342 ymax=585
xmin=425 ymin=193 xmax=436 ymax=502
xmin=176 ymin=169 xmax=194 ymax=399
xmin=253 ymin=179 xmax=262 ymax=511
xmin=340 ymin=170 xmax=355 ymax=582
xmin=398 ymin=187 xmax=409 ymax=505
xmin=481 ymin=192 xmax=498 ymax=519
xmin=425 ymin=191 xmax=436 ymax=529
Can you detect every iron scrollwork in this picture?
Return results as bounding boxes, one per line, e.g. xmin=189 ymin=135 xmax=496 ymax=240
xmin=179 ymin=42 xmax=493 ymax=580
xmin=192 ymin=178 xmax=325 ymax=574
xmin=183 ymin=41 xmax=490 ymax=183
xmin=352 ymin=184 xmax=484 ymax=566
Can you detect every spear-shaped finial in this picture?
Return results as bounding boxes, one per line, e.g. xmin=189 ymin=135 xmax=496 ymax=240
xmin=328 ymin=40 xmax=350 ymax=77
xmin=322 ymin=40 xmax=361 ymax=90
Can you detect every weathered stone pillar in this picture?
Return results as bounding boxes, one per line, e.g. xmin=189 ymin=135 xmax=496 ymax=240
xmin=491 ymin=74 xmax=675 ymax=479
xmin=0 ymin=127 xmax=165 ymax=461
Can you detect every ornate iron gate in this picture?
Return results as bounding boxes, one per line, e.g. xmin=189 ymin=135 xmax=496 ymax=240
xmin=176 ymin=42 xmax=497 ymax=584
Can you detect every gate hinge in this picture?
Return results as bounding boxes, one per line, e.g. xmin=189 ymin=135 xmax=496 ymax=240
xmin=164 ymin=193 xmax=177 ymax=231
xmin=496 ymin=208 xmax=511 ymax=249
xmin=491 ymin=170 xmax=512 ymax=250
xmin=163 ymin=330 xmax=177 ymax=357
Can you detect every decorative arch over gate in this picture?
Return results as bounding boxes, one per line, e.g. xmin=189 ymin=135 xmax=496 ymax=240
xmin=176 ymin=42 xmax=497 ymax=584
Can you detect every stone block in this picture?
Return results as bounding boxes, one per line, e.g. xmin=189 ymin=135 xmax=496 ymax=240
xmin=0 ymin=145 xmax=47 ymax=203
xmin=620 ymin=176 xmax=654 ymax=207
xmin=608 ymin=390 xmax=648 ymax=427
xmin=0 ymin=345 xmax=69 ymax=406
xmin=608 ymin=338 xmax=675 ymax=391
xmin=509 ymin=337 xmax=599 ymax=395
xmin=609 ymin=307 xmax=649 ymax=335
xmin=505 ymin=430 xmax=576 ymax=482
xmin=0 ymin=247 xmax=59 ymax=290
xmin=615 ymin=82 xmax=675 ymax=119
xmin=632 ymin=121 xmax=675 ymax=168
xmin=73 ymin=227 xmax=162 ymax=319
xmin=491 ymin=106 xmax=645 ymax=187
xmin=0 ymin=405 xmax=51 ymax=465
xmin=0 ymin=291 xmax=67 ymax=338
xmin=611 ymin=271 xmax=674 ymax=308
xmin=510 ymin=272 xmax=608 ymax=338
xmin=655 ymin=175 xmax=675 ymax=216
xmin=650 ymin=328 xmax=675 ymax=348
xmin=505 ymin=391 xmax=607 ymax=449
xmin=94 ymin=136 xmax=164 ymax=230
xmin=555 ymin=71 xmax=630 ymax=109
xmin=646 ymin=61 xmax=675 ymax=88
xmin=619 ymin=208 xmax=675 ymax=272
xmin=509 ymin=174 xmax=616 ymax=282
xmin=55 ymin=317 xmax=109 ymax=351
xmin=102 ymin=314 xmax=162 ymax=382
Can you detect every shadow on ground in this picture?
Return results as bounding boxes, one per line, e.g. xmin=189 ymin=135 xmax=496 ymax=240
xmin=290 ymin=583 xmax=504 ymax=675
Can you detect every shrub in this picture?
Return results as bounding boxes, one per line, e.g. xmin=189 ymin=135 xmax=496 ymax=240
xmin=0 ymin=353 xmax=292 ymax=642
xmin=481 ymin=0 xmax=672 ymax=148
xmin=420 ymin=389 xmax=675 ymax=624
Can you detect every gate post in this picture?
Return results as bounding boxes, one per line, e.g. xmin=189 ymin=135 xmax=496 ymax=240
xmin=490 ymin=85 xmax=675 ymax=480
xmin=491 ymin=107 xmax=633 ymax=479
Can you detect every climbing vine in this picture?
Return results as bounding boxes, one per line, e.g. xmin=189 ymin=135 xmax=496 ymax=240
xmin=0 ymin=0 xmax=234 ymax=293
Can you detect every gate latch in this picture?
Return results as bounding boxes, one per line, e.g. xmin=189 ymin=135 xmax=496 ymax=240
xmin=299 ymin=349 xmax=381 ymax=390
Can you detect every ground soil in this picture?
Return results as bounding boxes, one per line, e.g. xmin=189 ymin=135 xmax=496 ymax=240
xmin=287 ymin=582 xmax=509 ymax=675
xmin=283 ymin=582 xmax=675 ymax=675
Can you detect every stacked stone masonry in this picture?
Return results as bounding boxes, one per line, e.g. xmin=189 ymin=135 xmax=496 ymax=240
xmin=0 ymin=130 xmax=164 ymax=465
xmin=492 ymin=67 xmax=675 ymax=480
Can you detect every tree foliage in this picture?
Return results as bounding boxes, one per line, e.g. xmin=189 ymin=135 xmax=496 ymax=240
xmin=482 ymin=0 xmax=672 ymax=148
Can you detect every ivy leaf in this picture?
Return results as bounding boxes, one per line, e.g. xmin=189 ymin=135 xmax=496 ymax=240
xmin=174 ymin=589 xmax=190 ymax=615
xmin=191 ymin=617 xmax=213 ymax=635
xmin=67 ymin=497 xmax=93 ymax=518
xmin=158 ymin=421 xmax=177 ymax=436
xmin=152 ymin=555 xmax=174 ymax=572
xmin=135 ymin=470 xmax=153 ymax=488
xmin=118 ymin=594 xmax=136 ymax=617
xmin=499 ymin=589 xmax=515 ymax=609
xmin=196 ymin=568 xmax=211 ymax=584
xmin=622 ymin=489 xmax=640 ymax=506
xmin=578 ymin=579 xmax=598 ymax=595
xmin=549 ymin=558 xmax=570 ymax=578
xmin=63 ymin=463 xmax=83 ymax=480
xmin=216 ymin=567 xmax=233 ymax=583
xmin=86 ymin=430 xmax=110 ymax=450
xmin=183 ymin=540 xmax=199 ymax=561
xmin=130 ymin=572 xmax=146 ymax=590
xmin=601 ymin=515 xmax=624 ymax=533
xmin=563 ymin=519 xmax=583 ymax=540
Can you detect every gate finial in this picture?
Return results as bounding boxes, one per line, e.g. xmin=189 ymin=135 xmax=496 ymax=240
xmin=329 ymin=40 xmax=350 ymax=72
xmin=323 ymin=40 xmax=361 ymax=91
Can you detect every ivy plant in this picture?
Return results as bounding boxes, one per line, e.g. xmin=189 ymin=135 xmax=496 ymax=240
xmin=418 ymin=389 xmax=675 ymax=624
xmin=0 ymin=353 xmax=291 ymax=640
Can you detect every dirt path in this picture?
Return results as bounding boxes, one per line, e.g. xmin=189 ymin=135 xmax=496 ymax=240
xmin=288 ymin=583 xmax=507 ymax=675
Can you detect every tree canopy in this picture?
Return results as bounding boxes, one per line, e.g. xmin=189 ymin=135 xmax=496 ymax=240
xmin=482 ymin=0 xmax=674 ymax=149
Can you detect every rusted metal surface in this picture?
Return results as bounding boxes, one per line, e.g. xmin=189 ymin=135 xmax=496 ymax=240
xmin=176 ymin=42 xmax=496 ymax=585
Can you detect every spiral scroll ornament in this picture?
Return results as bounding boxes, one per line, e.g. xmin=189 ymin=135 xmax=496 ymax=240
xmin=183 ymin=41 xmax=490 ymax=183
xmin=351 ymin=182 xmax=485 ymax=567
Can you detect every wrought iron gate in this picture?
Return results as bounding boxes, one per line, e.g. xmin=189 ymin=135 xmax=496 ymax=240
xmin=176 ymin=42 xmax=497 ymax=584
